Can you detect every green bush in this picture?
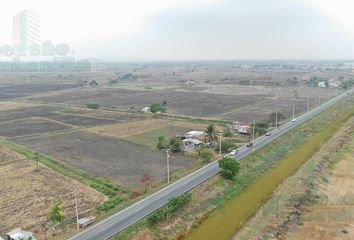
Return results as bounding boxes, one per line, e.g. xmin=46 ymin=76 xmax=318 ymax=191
xmin=147 ymin=192 xmax=192 ymax=225
xmin=223 ymin=127 xmax=233 ymax=137
xmin=150 ymin=103 xmax=167 ymax=113
xmin=90 ymin=178 xmax=129 ymax=197
xmin=157 ymin=136 xmax=168 ymax=150
xmin=97 ymin=196 xmax=124 ymax=212
xmin=218 ymin=156 xmax=240 ymax=180
xmin=200 ymin=149 xmax=213 ymax=164
xmin=216 ymin=140 xmax=235 ymax=153
xmin=87 ymin=103 xmax=99 ymax=109
xmin=169 ymin=137 xmax=182 ymax=153
xmin=109 ymin=79 xmax=119 ymax=84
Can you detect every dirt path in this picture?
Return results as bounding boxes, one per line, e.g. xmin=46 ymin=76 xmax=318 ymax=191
xmin=285 ymin=151 xmax=354 ymax=240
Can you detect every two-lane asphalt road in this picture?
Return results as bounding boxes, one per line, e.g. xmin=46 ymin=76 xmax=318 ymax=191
xmin=70 ymin=89 xmax=353 ymax=240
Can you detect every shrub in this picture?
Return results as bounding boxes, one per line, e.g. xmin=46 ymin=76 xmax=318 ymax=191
xmin=216 ymin=140 xmax=235 ymax=153
xmin=87 ymin=103 xmax=99 ymax=109
xmin=218 ymin=156 xmax=240 ymax=180
xmin=169 ymin=137 xmax=182 ymax=153
xmin=200 ymin=149 xmax=213 ymax=164
xmin=147 ymin=192 xmax=192 ymax=225
xmin=97 ymin=196 xmax=124 ymax=212
xmin=223 ymin=127 xmax=233 ymax=137
xmin=150 ymin=103 xmax=167 ymax=113
xmin=157 ymin=136 xmax=168 ymax=150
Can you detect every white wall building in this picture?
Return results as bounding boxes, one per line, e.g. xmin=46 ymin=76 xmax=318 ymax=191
xmin=12 ymin=9 xmax=41 ymax=56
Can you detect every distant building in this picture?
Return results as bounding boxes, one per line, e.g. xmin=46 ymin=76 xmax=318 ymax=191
xmin=6 ymin=228 xmax=36 ymax=240
xmin=233 ymin=121 xmax=251 ymax=134
xmin=142 ymin=107 xmax=150 ymax=113
xmin=318 ymin=81 xmax=327 ymax=88
xmin=12 ymin=9 xmax=41 ymax=56
xmin=182 ymin=138 xmax=203 ymax=151
xmin=185 ymin=131 xmax=204 ymax=140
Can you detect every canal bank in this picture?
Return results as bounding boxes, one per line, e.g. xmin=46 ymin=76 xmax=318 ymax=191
xmin=184 ymin=108 xmax=354 ymax=240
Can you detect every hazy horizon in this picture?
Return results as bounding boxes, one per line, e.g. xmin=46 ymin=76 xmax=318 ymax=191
xmin=2 ymin=0 xmax=354 ymax=61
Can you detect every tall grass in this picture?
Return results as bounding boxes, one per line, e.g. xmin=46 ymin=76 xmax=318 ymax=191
xmin=0 ymin=139 xmax=128 ymax=210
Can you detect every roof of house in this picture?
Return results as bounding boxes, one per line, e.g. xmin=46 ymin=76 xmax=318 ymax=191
xmin=7 ymin=228 xmax=36 ymax=240
xmin=182 ymin=138 xmax=203 ymax=145
xmin=186 ymin=131 xmax=204 ymax=136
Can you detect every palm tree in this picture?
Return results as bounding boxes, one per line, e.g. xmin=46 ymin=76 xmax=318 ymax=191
xmin=205 ymin=124 xmax=217 ymax=142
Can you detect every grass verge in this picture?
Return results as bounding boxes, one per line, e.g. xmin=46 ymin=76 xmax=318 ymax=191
xmin=184 ymin=107 xmax=354 ymax=240
xmin=0 ymin=139 xmax=129 ymax=211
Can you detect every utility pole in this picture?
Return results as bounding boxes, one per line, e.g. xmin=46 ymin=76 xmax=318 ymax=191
xmin=318 ymin=96 xmax=321 ymax=106
xmin=307 ymin=96 xmax=310 ymax=112
xmin=76 ymin=144 xmax=80 ymax=160
xmin=219 ymin=131 xmax=222 ymax=157
xmin=292 ymin=104 xmax=295 ymax=120
xmin=166 ymin=149 xmax=170 ymax=184
xmin=275 ymin=111 xmax=278 ymax=129
xmin=252 ymin=118 xmax=255 ymax=141
xmin=75 ymin=193 xmax=79 ymax=230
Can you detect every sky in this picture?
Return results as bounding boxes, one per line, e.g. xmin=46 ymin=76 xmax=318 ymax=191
xmin=1 ymin=0 xmax=354 ymax=60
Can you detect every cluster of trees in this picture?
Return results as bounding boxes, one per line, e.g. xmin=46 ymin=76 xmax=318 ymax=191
xmin=286 ymin=77 xmax=298 ymax=86
xmin=268 ymin=112 xmax=285 ymax=127
xmin=215 ymin=139 xmax=235 ymax=153
xmin=196 ymin=145 xmax=213 ymax=164
xmin=157 ymin=136 xmax=182 ymax=152
xmin=147 ymin=192 xmax=192 ymax=225
xmin=254 ymin=122 xmax=270 ymax=136
xmin=223 ymin=126 xmax=233 ymax=137
xmin=218 ymin=156 xmax=240 ymax=180
xmin=341 ymin=79 xmax=354 ymax=89
xmin=150 ymin=102 xmax=167 ymax=113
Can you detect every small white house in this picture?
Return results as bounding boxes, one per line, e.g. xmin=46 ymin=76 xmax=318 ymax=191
xmin=185 ymin=131 xmax=204 ymax=140
xmin=142 ymin=107 xmax=150 ymax=113
xmin=318 ymin=81 xmax=327 ymax=88
xmin=6 ymin=228 xmax=36 ymax=240
xmin=182 ymin=138 xmax=203 ymax=151
xmin=233 ymin=121 xmax=251 ymax=134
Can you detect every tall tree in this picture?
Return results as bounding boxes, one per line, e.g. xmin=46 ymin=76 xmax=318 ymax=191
xmin=206 ymin=124 xmax=217 ymax=142
xmin=199 ymin=149 xmax=213 ymax=164
xmin=49 ymin=201 xmax=65 ymax=225
xmin=218 ymin=156 xmax=240 ymax=180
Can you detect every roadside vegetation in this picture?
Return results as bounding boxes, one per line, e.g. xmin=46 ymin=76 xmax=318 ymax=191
xmin=0 ymin=139 xmax=129 ymax=212
xmin=147 ymin=193 xmax=192 ymax=225
xmin=113 ymin=96 xmax=354 ymax=240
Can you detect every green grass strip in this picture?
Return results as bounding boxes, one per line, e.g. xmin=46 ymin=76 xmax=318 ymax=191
xmin=185 ymin=108 xmax=354 ymax=240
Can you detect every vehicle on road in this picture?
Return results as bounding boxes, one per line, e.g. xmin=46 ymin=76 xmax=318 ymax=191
xmin=265 ymin=132 xmax=271 ymax=136
xmin=292 ymin=118 xmax=297 ymax=122
xmin=246 ymin=142 xmax=253 ymax=147
xmin=230 ymin=149 xmax=238 ymax=155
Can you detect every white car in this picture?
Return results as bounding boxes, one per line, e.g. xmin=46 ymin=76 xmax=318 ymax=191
xmin=292 ymin=118 xmax=297 ymax=122
xmin=265 ymin=132 xmax=271 ymax=136
xmin=230 ymin=149 xmax=238 ymax=155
